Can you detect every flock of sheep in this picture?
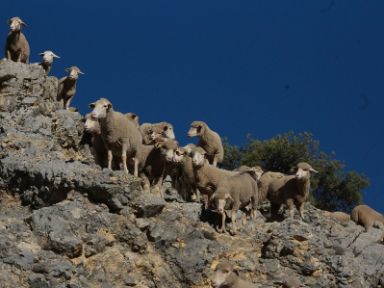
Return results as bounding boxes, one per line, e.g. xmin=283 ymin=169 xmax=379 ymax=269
xmin=4 ymin=16 xmax=384 ymax=287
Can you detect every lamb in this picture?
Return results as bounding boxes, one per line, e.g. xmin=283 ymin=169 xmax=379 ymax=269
xmin=322 ymin=211 xmax=351 ymax=223
xmin=191 ymin=147 xmax=238 ymax=208
xmin=57 ymin=66 xmax=84 ymax=110
xmin=259 ymin=162 xmax=318 ymax=219
xmin=89 ymin=98 xmax=142 ymax=176
xmin=139 ymin=122 xmax=175 ymax=144
xmin=351 ymin=205 xmax=384 ymax=231
xmin=5 ymin=17 xmax=30 ymax=63
xmin=209 ymin=168 xmax=259 ymax=234
xmin=172 ymin=145 xmax=200 ymax=201
xmin=83 ymin=113 xmax=108 ymax=168
xmin=39 ymin=50 xmax=60 ymax=74
xmin=187 ymin=121 xmax=224 ymax=166
xmin=211 ymin=262 xmax=254 ymax=288
xmin=129 ymin=138 xmax=178 ymax=195
xmin=125 ymin=112 xmax=140 ymax=128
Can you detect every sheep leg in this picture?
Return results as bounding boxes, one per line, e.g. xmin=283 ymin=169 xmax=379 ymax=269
xmin=65 ymin=97 xmax=72 ymax=110
xmin=230 ymin=209 xmax=238 ymax=235
xmin=213 ymin=157 xmax=218 ymax=167
xmin=297 ymin=202 xmax=305 ymax=220
xmin=6 ymin=50 xmax=11 ymax=60
xmin=107 ymin=150 xmax=113 ymax=170
xmin=217 ymin=211 xmax=226 ymax=233
xmin=141 ymin=174 xmax=150 ymax=193
xmin=121 ymin=144 xmax=129 ymax=175
xmin=132 ymin=157 xmax=139 ymax=177
xmin=287 ymin=199 xmax=295 ymax=218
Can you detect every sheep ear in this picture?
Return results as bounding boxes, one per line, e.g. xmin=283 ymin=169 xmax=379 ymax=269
xmin=107 ymin=103 xmax=112 ymax=110
xmin=310 ymin=167 xmax=318 ymax=173
xmin=20 ymin=19 xmax=27 ymax=27
xmin=65 ymin=68 xmax=70 ymax=72
xmin=78 ymin=70 xmax=85 ymax=75
xmin=89 ymin=103 xmax=95 ymax=109
xmin=39 ymin=52 xmax=44 ymax=56
xmin=154 ymin=142 xmax=163 ymax=149
xmin=52 ymin=53 xmax=60 ymax=59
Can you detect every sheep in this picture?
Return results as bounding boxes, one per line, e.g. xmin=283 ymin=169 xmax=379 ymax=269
xmin=172 ymin=145 xmax=200 ymax=201
xmin=209 ymin=168 xmax=259 ymax=234
xmin=211 ymin=262 xmax=253 ymax=288
xmin=129 ymin=138 xmax=178 ymax=195
xmin=187 ymin=121 xmax=224 ymax=166
xmin=125 ymin=112 xmax=140 ymax=128
xmin=89 ymin=98 xmax=142 ymax=176
xmin=351 ymin=205 xmax=384 ymax=231
xmin=39 ymin=50 xmax=60 ymax=74
xmin=191 ymin=147 xmax=238 ymax=208
xmin=57 ymin=66 xmax=84 ymax=110
xmin=259 ymin=162 xmax=318 ymax=219
xmin=139 ymin=122 xmax=175 ymax=145
xmin=83 ymin=113 xmax=108 ymax=168
xmin=322 ymin=211 xmax=351 ymax=223
xmin=235 ymin=165 xmax=264 ymax=181
xmin=5 ymin=17 xmax=30 ymax=63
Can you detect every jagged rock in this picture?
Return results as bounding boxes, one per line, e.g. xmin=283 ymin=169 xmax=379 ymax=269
xmin=0 ymin=59 xmax=384 ymax=288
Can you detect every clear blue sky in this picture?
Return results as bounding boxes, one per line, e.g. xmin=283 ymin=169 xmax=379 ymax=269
xmin=2 ymin=1 xmax=383 ymax=211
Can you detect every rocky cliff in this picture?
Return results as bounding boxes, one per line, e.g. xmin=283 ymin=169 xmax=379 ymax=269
xmin=0 ymin=60 xmax=383 ymax=288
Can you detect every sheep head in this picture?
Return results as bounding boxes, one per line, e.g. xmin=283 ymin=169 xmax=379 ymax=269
xmin=188 ymin=121 xmax=207 ymax=137
xmin=154 ymin=139 xmax=178 ymax=162
xmin=83 ymin=113 xmax=101 ymax=134
xmin=295 ymin=162 xmax=318 ymax=180
xmin=39 ymin=51 xmax=60 ymax=64
xmin=89 ymin=98 xmax=112 ymax=119
xmin=151 ymin=122 xmax=175 ymax=141
xmin=8 ymin=17 xmax=26 ymax=32
xmin=172 ymin=147 xmax=186 ymax=163
xmin=211 ymin=262 xmax=237 ymax=288
xmin=65 ymin=66 xmax=84 ymax=80
xmin=191 ymin=147 xmax=207 ymax=167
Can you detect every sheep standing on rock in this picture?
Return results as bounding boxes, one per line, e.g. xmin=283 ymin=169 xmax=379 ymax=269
xmin=83 ymin=113 xmax=108 ymax=168
xmin=172 ymin=145 xmax=200 ymax=201
xmin=209 ymin=168 xmax=259 ymax=234
xmin=351 ymin=205 xmax=384 ymax=231
xmin=188 ymin=121 xmax=224 ymax=166
xmin=57 ymin=66 xmax=84 ymax=110
xmin=132 ymin=138 xmax=178 ymax=195
xmin=259 ymin=162 xmax=318 ymax=219
xmin=5 ymin=17 xmax=30 ymax=63
xmin=191 ymin=147 xmax=237 ymax=208
xmin=39 ymin=50 xmax=60 ymax=74
xmin=89 ymin=98 xmax=142 ymax=176
xmin=211 ymin=262 xmax=253 ymax=288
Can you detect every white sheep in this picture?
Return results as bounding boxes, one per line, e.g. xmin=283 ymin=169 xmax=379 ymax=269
xmin=188 ymin=121 xmax=224 ymax=166
xmin=5 ymin=17 xmax=30 ymax=63
xmin=39 ymin=50 xmax=60 ymax=75
xmin=89 ymin=98 xmax=142 ymax=176
xmin=259 ymin=162 xmax=318 ymax=219
xmin=57 ymin=66 xmax=84 ymax=110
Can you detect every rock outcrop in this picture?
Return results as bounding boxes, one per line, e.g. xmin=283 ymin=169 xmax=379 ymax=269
xmin=0 ymin=60 xmax=383 ymax=287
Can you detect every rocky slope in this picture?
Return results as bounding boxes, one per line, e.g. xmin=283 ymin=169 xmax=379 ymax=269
xmin=0 ymin=60 xmax=383 ymax=288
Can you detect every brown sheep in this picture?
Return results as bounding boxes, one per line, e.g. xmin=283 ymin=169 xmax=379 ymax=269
xmin=259 ymin=162 xmax=318 ymax=219
xmin=129 ymin=139 xmax=178 ymax=195
xmin=57 ymin=66 xmax=84 ymax=110
xmin=187 ymin=121 xmax=224 ymax=166
xmin=191 ymin=147 xmax=237 ymax=208
xmin=89 ymin=98 xmax=142 ymax=176
xmin=5 ymin=17 xmax=30 ymax=63
xmin=351 ymin=205 xmax=384 ymax=231
xmin=211 ymin=262 xmax=254 ymax=288
xmin=209 ymin=169 xmax=259 ymax=234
